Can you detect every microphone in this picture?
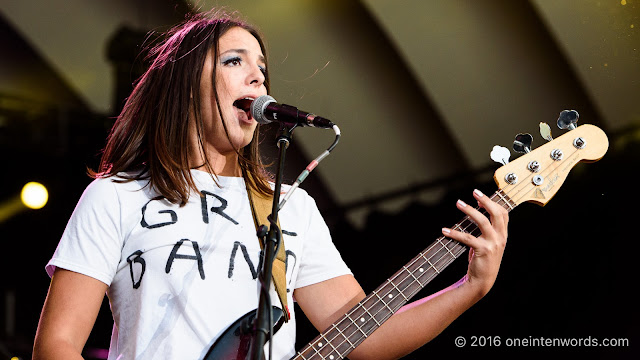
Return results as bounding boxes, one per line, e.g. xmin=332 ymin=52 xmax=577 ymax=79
xmin=250 ymin=95 xmax=335 ymax=129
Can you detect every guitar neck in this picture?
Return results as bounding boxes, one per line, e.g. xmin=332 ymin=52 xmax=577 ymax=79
xmin=293 ymin=190 xmax=515 ymax=360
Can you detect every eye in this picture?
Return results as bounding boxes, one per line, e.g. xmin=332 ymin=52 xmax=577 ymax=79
xmin=221 ymin=56 xmax=242 ymax=67
xmin=258 ymin=65 xmax=267 ymax=77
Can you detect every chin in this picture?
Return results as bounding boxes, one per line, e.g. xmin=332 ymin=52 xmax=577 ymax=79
xmin=229 ymin=134 xmax=254 ymax=151
xmin=240 ymin=127 xmax=257 ymax=147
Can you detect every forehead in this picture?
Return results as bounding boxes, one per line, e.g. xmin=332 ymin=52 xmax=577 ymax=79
xmin=218 ymin=27 xmax=264 ymax=57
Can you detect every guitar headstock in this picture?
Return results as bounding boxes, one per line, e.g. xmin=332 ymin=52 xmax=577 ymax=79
xmin=493 ymin=123 xmax=608 ymax=207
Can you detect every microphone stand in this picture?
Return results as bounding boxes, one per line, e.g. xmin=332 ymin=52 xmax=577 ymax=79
xmin=248 ymin=124 xmax=296 ymax=360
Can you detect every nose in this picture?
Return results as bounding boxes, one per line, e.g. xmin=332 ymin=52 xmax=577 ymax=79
xmin=248 ymin=65 xmax=265 ymax=87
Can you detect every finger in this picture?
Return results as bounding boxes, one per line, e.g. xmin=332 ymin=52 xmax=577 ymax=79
xmin=442 ymin=226 xmax=481 ymax=249
xmin=454 ymin=198 xmax=494 ymax=239
xmin=473 ymin=189 xmax=509 ymax=238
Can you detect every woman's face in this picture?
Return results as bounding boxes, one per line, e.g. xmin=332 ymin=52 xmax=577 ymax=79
xmin=197 ymin=26 xmax=267 ymax=159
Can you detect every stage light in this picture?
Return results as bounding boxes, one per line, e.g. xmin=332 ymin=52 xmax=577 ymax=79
xmin=0 ymin=181 xmax=49 ymax=223
xmin=21 ymin=181 xmax=48 ymax=209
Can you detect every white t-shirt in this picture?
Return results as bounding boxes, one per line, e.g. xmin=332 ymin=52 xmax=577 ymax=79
xmin=46 ymin=170 xmax=351 ymax=360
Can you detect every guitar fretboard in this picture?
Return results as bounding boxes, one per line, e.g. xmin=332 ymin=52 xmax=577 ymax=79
xmin=293 ymin=190 xmax=515 ymax=360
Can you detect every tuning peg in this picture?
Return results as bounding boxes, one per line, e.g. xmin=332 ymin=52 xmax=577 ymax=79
xmin=539 ymin=122 xmax=553 ymax=141
xmin=490 ymin=145 xmax=511 ymax=165
xmin=513 ymin=133 xmax=533 ymax=153
xmin=557 ymin=109 xmax=579 ymax=130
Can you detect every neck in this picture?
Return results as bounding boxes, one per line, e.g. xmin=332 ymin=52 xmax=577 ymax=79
xmin=191 ymin=151 xmax=242 ymax=177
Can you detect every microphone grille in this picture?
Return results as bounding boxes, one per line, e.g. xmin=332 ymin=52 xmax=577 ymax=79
xmin=251 ymin=95 xmax=276 ymax=125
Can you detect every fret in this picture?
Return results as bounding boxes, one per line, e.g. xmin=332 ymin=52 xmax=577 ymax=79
xmin=419 ymin=251 xmax=440 ymax=274
xmin=291 ymin=192 xmax=505 ymax=360
xmin=425 ymin=242 xmax=458 ymax=273
xmin=329 ymin=326 xmax=355 ymax=354
xmin=403 ymin=265 xmax=424 ymax=287
xmin=322 ymin=333 xmax=341 ymax=357
xmin=345 ymin=308 xmax=378 ymax=341
xmin=493 ymin=189 xmax=514 ymax=211
xmin=346 ymin=306 xmax=368 ymax=329
xmin=203 ymin=176 xmax=543 ymax=360
xmin=398 ymin=266 xmax=424 ymax=298
xmin=396 ymin=283 xmax=421 ymax=307
xmin=362 ymin=305 xmax=381 ymax=327
xmin=309 ymin=343 xmax=324 ymax=359
xmin=334 ymin=326 xmax=361 ymax=359
xmin=436 ymin=237 xmax=457 ymax=258
xmin=420 ymin=246 xmax=464 ymax=285
xmin=452 ymin=222 xmax=469 ymax=232
xmin=359 ymin=296 xmax=387 ymax=326
xmin=458 ymin=223 xmax=479 ymax=238
xmin=399 ymin=268 xmax=425 ymax=300
xmin=331 ymin=323 xmax=356 ymax=349
xmin=469 ymin=226 xmax=482 ymax=237
xmin=316 ymin=331 xmax=346 ymax=360
xmin=315 ymin=334 xmax=330 ymax=358
xmin=386 ymin=279 xmax=410 ymax=302
xmin=345 ymin=313 xmax=369 ymax=339
xmin=372 ymin=289 xmax=394 ymax=313
xmin=457 ymin=215 xmax=481 ymax=236
xmin=301 ymin=336 xmax=327 ymax=359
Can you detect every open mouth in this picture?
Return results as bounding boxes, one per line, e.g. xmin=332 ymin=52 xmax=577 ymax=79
xmin=233 ymin=98 xmax=253 ymax=119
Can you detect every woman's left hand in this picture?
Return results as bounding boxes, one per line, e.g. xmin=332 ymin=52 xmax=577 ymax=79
xmin=442 ymin=189 xmax=509 ymax=296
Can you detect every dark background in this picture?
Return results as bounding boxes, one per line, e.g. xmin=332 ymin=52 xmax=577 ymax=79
xmin=1 ymin=1 xmax=638 ymax=359
xmin=2 ymin=108 xmax=637 ymax=359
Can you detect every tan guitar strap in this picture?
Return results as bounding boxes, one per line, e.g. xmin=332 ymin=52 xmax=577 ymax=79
xmin=246 ymin=185 xmax=291 ymax=322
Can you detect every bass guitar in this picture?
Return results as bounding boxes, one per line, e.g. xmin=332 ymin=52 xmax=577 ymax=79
xmin=206 ymin=114 xmax=608 ymax=360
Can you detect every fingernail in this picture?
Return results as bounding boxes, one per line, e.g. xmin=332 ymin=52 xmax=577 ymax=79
xmin=442 ymin=227 xmax=451 ymax=234
xmin=457 ymin=199 xmax=467 ymax=207
xmin=474 ymin=189 xmax=484 ymax=198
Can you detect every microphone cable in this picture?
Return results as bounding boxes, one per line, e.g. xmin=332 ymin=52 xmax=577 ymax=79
xmin=278 ymin=124 xmax=341 ymax=211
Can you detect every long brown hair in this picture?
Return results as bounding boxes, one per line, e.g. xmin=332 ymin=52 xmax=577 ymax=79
xmin=91 ymin=9 xmax=273 ymax=205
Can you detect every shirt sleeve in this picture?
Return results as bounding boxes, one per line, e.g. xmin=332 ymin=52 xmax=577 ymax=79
xmin=293 ymin=191 xmax=352 ymax=289
xmin=46 ymin=178 xmax=124 ymax=286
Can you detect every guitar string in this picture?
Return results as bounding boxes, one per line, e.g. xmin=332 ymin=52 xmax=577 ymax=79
xmin=296 ymin=144 xmax=582 ymax=359
xmin=296 ymin=191 xmax=514 ymax=359
xmin=296 ymin=192 xmax=512 ymax=359
xmin=501 ymin=145 xmax=580 ymax=207
xmin=352 ymin=139 xmax=581 ymax=356
xmin=295 ymin=208 xmax=487 ymax=359
xmin=296 ymin=244 xmax=466 ymax=360
xmin=297 ymin=195 xmax=520 ymax=359
xmin=480 ymin=141 xmax=582 ymax=222
xmin=294 ymin=236 xmax=463 ymax=358
xmin=485 ymin=140 xmax=581 ymax=210
xmin=297 ymin=228 xmax=475 ymax=359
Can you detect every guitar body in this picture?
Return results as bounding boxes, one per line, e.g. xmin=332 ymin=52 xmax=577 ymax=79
xmin=203 ymin=307 xmax=285 ymax=360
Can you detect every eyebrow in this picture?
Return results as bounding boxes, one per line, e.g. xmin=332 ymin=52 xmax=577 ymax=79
xmin=220 ymin=48 xmax=266 ymax=64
